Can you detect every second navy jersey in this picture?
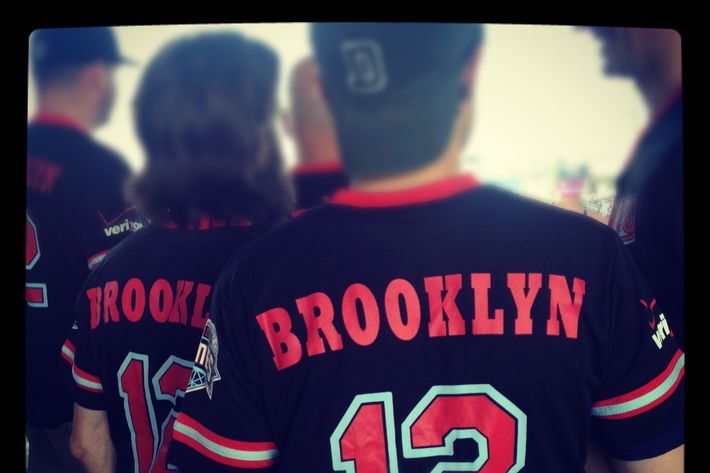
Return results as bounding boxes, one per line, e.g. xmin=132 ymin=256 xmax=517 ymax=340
xmin=67 ymin=221 xmax=259 ymax=473
xmin=169 ymin=175 xmax=684 ymax=472
xmin=609 ymin=89 xmax=684 ymax=349
xmin=26 ymin=114 xmax=143 ymax=428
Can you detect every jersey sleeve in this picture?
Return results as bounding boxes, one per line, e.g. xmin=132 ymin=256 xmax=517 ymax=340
xmin=591 ymin=234 xmax=684 ymax=461
xmin=67 ymin=275 xmax=107 ymax=410
xmin=168 ymin=267 xmax=278 ymax=473
xmin=74 ymin=158 xmax=145 ymax=271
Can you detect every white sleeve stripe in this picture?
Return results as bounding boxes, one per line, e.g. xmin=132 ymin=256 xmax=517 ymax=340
xmin=61 ymin=345 xmax=75 ymax=362
xmin=592 ymin=353 xmax=684 ymax=417
xmin=173 ymin=420 xmax=278 ymax=461
xmin=72 ymin=365 xmax=104 ymax=392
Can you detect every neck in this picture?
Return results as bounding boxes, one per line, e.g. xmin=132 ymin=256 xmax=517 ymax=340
xmin=296 ymin=133 xmax=340 ymax=166
xmin=37 ymin=94 xmax=94 ymax=132
xmin=351 ymin=150 xmax=459 ymax=193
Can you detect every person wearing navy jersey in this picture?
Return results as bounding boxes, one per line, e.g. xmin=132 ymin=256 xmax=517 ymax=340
xmin=169 ymin=23 xmax=684 ymax=472
xmin=26 ymin=27 xmax=141 ymax=473
xmin=65 ymin=32 xmax=292 ymax=473
xmin=586 ymin=27 xmax=684 ymax=351
xmin=285 ymin=57 xmax=349 ymax=215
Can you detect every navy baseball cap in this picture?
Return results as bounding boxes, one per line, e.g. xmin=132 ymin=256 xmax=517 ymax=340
xmin=31 ymin=27 xmax=134 ymax=77
xmin=311 ymin=23 xmax=484 ymax=178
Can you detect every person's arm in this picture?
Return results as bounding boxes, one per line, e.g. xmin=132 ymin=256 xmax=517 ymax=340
xmin=610 ymin=444 xmax=684 ymax=473
xmin=69 ymin=404 xmax=116 ymax=473
xmin=590 ymin=233 xmax=684 ymax=470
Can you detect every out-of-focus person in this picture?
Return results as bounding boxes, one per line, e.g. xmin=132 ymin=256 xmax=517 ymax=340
xmin=586 ymin=27 xmax=684 ymax=350
xmin=64 ymin=31 xmax=292 ymax=473
xmin=26 ymin=27 xmax=141 ymax=473
xmin=284 ymin=57 xmax=349 ymax=214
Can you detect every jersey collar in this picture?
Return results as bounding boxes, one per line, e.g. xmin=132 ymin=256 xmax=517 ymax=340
xmin=329 ymin=173 xmax=480 ymax=208
xmin=292 ymin=160 xmax=343 ymax=176
xmin=31 ymin=112 xmax=90 ymax=136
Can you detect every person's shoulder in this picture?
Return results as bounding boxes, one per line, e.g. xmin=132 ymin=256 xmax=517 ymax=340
xmin=468 ymin=185 xmax=619 ymax=241
xmin=88 ymin=224 xmax=158 ymax=274
xmin=88 ymin=139 xmax=132 ymax=178
xmin=217 ymin=208 xmax=336 ymax=277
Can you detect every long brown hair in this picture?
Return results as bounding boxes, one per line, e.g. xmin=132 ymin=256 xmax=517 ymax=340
xmin=130 ymin=31 xmax=293 ymax=230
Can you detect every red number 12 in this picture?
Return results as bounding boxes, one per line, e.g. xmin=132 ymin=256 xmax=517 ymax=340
xmin=118 ymin=353 xmax=193 ymax=473
xmin=331 ymin=385 xmax=527 ymax=473
xmin=26 ymin=214 xmax=48 ymax=308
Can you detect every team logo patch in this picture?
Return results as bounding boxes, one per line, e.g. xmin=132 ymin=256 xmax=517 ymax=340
xmin=608 ymin=195 xmax=637 ymax=244
xmin=341 ymin=39 xmax=388 ymax=94
xmin=186 ymin=319 xmax=221 ymax=399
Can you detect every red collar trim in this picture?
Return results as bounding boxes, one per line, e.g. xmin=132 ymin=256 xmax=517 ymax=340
xmin=31 ymin=112 xmax=89 ymax=136
xmin=163 ymin=216 xmax=252 ymax=230
xmin=292 ymin=160 xmax=343 ymax=176
xmin=329 ymin=173 xmax=480 ymax=208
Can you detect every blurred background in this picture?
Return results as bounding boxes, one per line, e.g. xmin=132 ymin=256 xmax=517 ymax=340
xmin=27 ymin=23 xmax=647 ymax=221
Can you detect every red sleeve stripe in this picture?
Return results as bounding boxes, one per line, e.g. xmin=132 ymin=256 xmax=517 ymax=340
xmin=172 ymin=413 xmax=277 ymax=469
xmin=592 ymin=350 xmax=684 ymax=420
xmin=61 ymin=340 xmax=75 ymax=365
xmin=72 ymin=364 xmax=103 ymax=393
xmin=87 ymin=250 xmax=109 ymax=271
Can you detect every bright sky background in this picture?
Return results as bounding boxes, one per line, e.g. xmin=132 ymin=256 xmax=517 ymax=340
xmin=27 ymin=23 xmax=648 ymax=203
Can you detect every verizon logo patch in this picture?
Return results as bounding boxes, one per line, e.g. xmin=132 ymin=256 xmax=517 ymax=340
xmin=104 ymin=218 xmax=143 ymax=237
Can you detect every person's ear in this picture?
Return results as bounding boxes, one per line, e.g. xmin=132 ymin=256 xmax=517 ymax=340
xmin=459 ymin=47 xmax=483 ymax=101
xmin=80 ymin=62 xmax=110 ymax=94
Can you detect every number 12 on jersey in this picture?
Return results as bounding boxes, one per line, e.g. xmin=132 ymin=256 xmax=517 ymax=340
xmin=331 ymin=384 xmax=527 ymax=473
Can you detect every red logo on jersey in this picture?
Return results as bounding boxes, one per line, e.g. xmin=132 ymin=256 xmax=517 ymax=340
xmin=640 ymin=299 xmax=672 ymax=349
xmin=608 ymin=196 xmax=637 ymax=244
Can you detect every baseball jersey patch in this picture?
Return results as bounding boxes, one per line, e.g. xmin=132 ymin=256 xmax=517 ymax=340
xmin=187 ymin=319 xmax=222 ymax=399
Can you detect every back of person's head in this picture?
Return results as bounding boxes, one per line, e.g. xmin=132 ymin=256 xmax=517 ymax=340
xmin=31 ymin=27 xmax=130 ymax=126
xmin=587 ymin=27 xmax=681 ymax=81
xmin=287 ymin=57 xmax=340 ymax=164
xmin=311 ymin=23 xmax=484 ymax=179
xmin=131 ymin=31 xmax=292 ymax=230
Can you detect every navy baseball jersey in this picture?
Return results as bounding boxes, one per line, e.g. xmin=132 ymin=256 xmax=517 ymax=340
xmin=292 ymin=161 xmax=349 ymax=215
xmin=26 ymin=113 xmax=143 ymax=428
xmin=66 ymin=220 xmax=260 ymax=473
xmin=608 ymin=88 xmax=684 ymax=349
xmin=168 ymin=174 xmax=684 ymax=472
